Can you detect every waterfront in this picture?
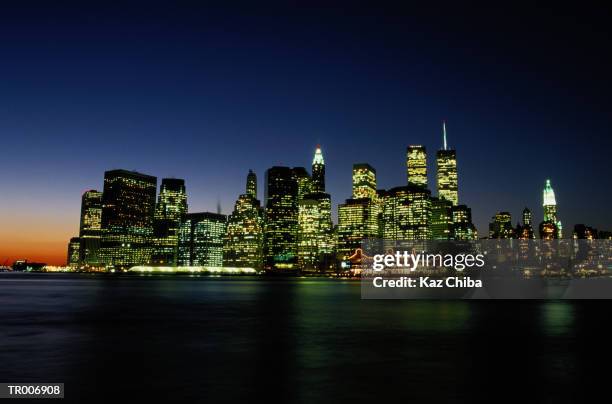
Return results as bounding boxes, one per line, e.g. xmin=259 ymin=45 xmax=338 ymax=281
xmin=0 ymin=273 xmax=608 ymax=403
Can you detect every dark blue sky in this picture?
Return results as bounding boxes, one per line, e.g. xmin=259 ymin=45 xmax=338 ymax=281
xmin=1 ymin=1 xmax=611 ymax=262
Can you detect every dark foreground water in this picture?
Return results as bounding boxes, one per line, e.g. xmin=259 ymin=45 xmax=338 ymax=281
xmin=0 ymin=273 xmax=609 ymax=403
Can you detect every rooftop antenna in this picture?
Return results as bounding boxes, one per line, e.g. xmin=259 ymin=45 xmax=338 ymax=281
xmin=442 ymin=120 xmax=448 ymax=150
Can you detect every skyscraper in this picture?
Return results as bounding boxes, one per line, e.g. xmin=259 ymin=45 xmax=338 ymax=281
xmin=311 ymin=145 xmax=325 ymax=193
xmin=382 ymin=185 xmax=432 ymax=240
xmin=78 ymin=190 xmax=103 ymax=265
xmin=523 ymin=207 xmax=532 ymax=226
xmin=298 ymin=192 xmax=334 ymax=271
xmin=67 ymin=237 xmax=81 ymax=267
xmin=451 ymin=205 xmax=477 ymax=240
xmin=292 ymin=166 xmax=312 ymax=201
xmin=489 ymin=212 xmax=514 ymax=238
xmin=429 ymin=197 xmax=453 ymax=240
xmin=99 ymin=169 xmax=157 ymax=269
xmin=224 ymin=171 xmax=264 ymax=269
xmin=264 ymin=166 xmax=299 ymax=270
xmin=246 ymin=169 xmax=257 ymax=198
xmin=436 ymin=122 xmax=458 ymax=206
xmin=407 ymin=145 xmax=427 ymax=188
xmin=337 ymin=198 xmax=379 ymax=259
xmin=352 ymin=163 xmax=377 ymax=200
xmin=540 ymin=179 xmax=562 ymax=238
xmin=152 ymin=178 xmax=187 ymax=265
xmin=178 ymin=212 xmax=227 ymax=266
xmin=155 ymin=179 xmax=187 ymax=221
xmin=337 ymin=163 xmax=380 ymax=262
xmin=516 ymin=207 xmax=535 ymax=239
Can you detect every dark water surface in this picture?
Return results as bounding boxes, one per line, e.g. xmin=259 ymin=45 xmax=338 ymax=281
xmin=0 ymin=273 xmax=608 ymax=403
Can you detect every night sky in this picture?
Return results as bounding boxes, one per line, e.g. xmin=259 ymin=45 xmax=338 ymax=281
xmin=1 ymin=1 xmax=611 ymax=264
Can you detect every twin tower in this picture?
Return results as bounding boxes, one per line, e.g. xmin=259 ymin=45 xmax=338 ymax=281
xmin=406 ymin=121 xmax=458 ymax=205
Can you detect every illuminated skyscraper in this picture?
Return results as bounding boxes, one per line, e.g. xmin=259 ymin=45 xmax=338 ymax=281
xmin=407 ymin=145 xmax=427 ymax=188
xmin=523 ymin=207 xmax=532 ymax=226
xmin=382 ymin=185 xmax=431 ymax=240
xmin=78 ymin=190 xmax=103 ymax=265
xmin=311 ymin=145 xmax=325 ymax=192
xmin=155 ymin=179 xmax=187 ymax=221
xmin=99 ymin=169 xmax=157 ymax=269
xmin=543 ymin=179 xmax=557 ymax=222
xmin=337 ymin=198 xmax=378 ymax=259
xmin=152 ymin=178 xmax=187 ymax=265
xmin=178 ymin=212 xmax=227 ymax=266
xmin=264 ymin=166 xmax=299 ymax=270
xmin=298 ymin=192 xmax=334 ymax=271
xmin=292 ymin=166 xmax=312 ymax=201
xmin=451 ymin=205 xmax=477 ymax=240
xmin=224 ymin=171 xmax=264 ymax=269
xmin=436 ymin=121 xmax=458 ymax=205
xmin=352 ymin=163 xmax=377 ymax=200
xmin=337 ymin=163 xmax=380 ymax=262
xmin=67 ymin=237 xmax=81 ymax=267
xmin=540 ymin=179 xmax=562 ymax=238
xmin=489 ymin=212 xmax=514 ymax=239
xmin=429 ymin=197 xmax=453 ymax=240
xmin=517 ymin=207 xmax=535 ymax=239
xmin=246 ymin=169 xmax=257 ymax=198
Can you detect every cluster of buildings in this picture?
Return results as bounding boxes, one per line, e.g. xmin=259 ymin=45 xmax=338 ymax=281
xmin=65 ymin=124 xmax=608 ymax=273
xmin=488 ymin=180 xmax=610 ymax=241
xmin=66 ymin=124 xmax=474 ymax=273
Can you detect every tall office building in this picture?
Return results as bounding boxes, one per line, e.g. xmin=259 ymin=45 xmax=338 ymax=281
xmin=78 ymin=190 xmax=103 ymax=265
xmin=523 ymin=208 xmax=532 ymax=226
xmin=178 ymin=212 xmax=227 ymax=266
xmin=155 ymin=179 xmax=187 ymax=221
xmin=407 ymin=145 xmax=427 ymax=188
xmin=67 ymin=237 xmax=81 ymax=267
xmin=298 ymin=192 xmax=334 ymax=271
xmin=517 ymin=207 xmax=535 ymax=239
xmin=99 ymin=169 xmax=157 ymax=269
xmin=489 ymin=212 xmax=514 ymax=239
xmin=246 ymin=169 xmax=257 ymax=198
xmin=337 ymin=198 xmax=379 ymax=259
xmin=540 ymin=179 xmax=562 ymax=239
xmin=436 ymin=122 xmax=458 ymax=206
xmin=152 ymin=178 xmax=187 ymax=265
xmin=451 ymin=205 xmax=477 ymax=240
xmin=429 ymin=197 xmax=453 ymax=240
xmin=224 ymin=171 xmax=264 ymax=269
xmin=264 ymin=166 xmax=299 ymax=270
xmin=311 ymin=145 xmax=325 ymax=192
xmin=382 ymin=185 xmax=432 ymax=240
xmin=352 ymin=164 xmax=377 ymax=200
xmin=337 ymin=163 xmax=380 ymax=261
xmin=292 ymin=167 xmax=312 ymax=201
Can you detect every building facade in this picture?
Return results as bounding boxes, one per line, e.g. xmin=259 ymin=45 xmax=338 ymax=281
xmin=264 ymin=166 xmax=299 ymax=270
xmin=78 ymin=189 xmax=103 ymax=265
xmin=99 ymin=170 xmax=157 ymax=269
xmin=178 ymin=212 xmax=227 ymax=266
xmin=152 ymin=178 xmax=188 ymax=265
xmin=407 ymin=145 xmax=427 ymax=188
xmin=224 ymin=171 xmax=264 ymax=269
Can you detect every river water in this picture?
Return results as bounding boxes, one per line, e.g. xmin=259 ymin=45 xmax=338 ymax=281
xmin=0 ymin=273 xmax=607 ymax=403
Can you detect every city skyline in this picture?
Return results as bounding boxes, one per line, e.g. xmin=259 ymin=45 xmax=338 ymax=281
xmin=2 ymin=130 xmax=609 ymax=266
xmin=1 ymin=3 xmax=611 ymax=265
